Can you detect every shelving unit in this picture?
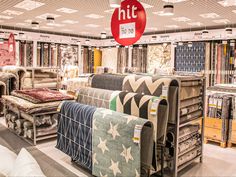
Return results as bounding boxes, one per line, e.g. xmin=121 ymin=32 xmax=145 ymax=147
xmin=4 ymin=103 xmax=58 ymax=145
xmin=24 ymin=67 xmax=61 ymax=90
xmin=169 ymin=76 xmax=205 ymax=177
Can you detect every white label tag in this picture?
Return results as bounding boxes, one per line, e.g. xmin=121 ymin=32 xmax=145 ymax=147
xmin=57 ymin=101 xmax=65 ymax=112
xmin=133 ymin=125 xmax=142 ymax=144
xmin=120 ymin=22 xmax=136 ymax=39
xmin=150 ymin=99 xmax=159 ymax=115
xmin=161 ymin=86 xmax=168 ymax=99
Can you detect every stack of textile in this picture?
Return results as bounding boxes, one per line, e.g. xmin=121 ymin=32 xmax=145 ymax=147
xmin=96 ymin=66 xmax=113 ymax=74
xmin=22 ymin=69 xmax=60 ymax=90
xmin=0 ymin=72 xmax=17 ymax=94
xmin=56 ymin=101 xmax=154 ymax=177
xmin=205 ymin=92 xmax=232 ymax=145
xmin=2 ymin=88 xmax=73 ymax=145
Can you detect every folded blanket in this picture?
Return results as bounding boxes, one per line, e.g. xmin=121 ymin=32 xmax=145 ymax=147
xmin=56 ymin=102 xmax=96 ymax=171
xmin=66 ymin=77 xmax=90 ymax=92
xmin=77 ymin=87 xmax=120 ymax=109
xmin=2 ymin=95 xmax=62 ymax=114
xmin=92 ymin=108 xmax=153 ymax=177
xmin=12 ymin=88 xmax=73 ymax=104
xmin=91 ymin=74 xmax=126 ymax=91
xmin=0 ymin=72 xmax=17 ymax=94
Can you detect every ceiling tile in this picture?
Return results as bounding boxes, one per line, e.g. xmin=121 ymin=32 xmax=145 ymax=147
xmin=2 ymin=10 xmax=23 ymax=16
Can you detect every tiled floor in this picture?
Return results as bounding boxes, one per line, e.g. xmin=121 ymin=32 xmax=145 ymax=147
xmin=1 ymin=117 xmax=236 ymax=177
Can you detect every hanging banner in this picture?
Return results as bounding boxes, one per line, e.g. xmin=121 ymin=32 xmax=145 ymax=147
xmin=0 ymin=33 xmax=16 ymax=66
xmin=111 ymin=0 xmax=146 ymax=46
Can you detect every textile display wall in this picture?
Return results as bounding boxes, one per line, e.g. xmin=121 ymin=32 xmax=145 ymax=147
xmin=207 ymin=41 xmax=235 ymax=86
xmin=175 ymin=42 xmax=205 ymax=72
xmin=93 ymin=49 xmax=102 ymax=73
xmin=0 ymin=34 xmax=16 ymax=66
xmin=37 ymin=43 xmax=55 ymax=67
xmin=83 ymin=47 xmax=94 ymax=73
xmin=19 ymin=41 xmax=33 ymax=67
xmin=131 ymin=45 xmax=147 ymax=73
xmin=102 ymin=47 xmax=118 ymax=73
xmin=147 ymin=43 xmax=172 ymax=74
xmin=117 ymin=47 xmax=129 ymax=73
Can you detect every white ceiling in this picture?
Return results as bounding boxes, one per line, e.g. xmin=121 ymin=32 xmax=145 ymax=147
xmin=1 ymin=0 xmax=236 ymax=37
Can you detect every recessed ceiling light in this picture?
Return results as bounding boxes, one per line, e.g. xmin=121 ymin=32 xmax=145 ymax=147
xmin=85 ymin=24 xmax=100 ymax=28
xmin=31 ymin=21 xmax=39 ymax=29
xmin=187 ymin=22 xmax=203 ymax=26
xmin=101 ymin=32 xmax=107 ymax=39
xmin=172 ymin=17 xmax=191 ymax=22
xmin=2 ymin=10 xmax=23 ymax=16
xmin=188 ymin=41 xmax=193 ymax=47
xmin=46 ymin=16 xmax=55 ymax=24
xmin=162 ymin=0 xmax=187 ymax=3
xmin=140 ymin=2 xmax=154 ymax=9
xmin=213 ymin=19 xmax=230 ymax=24
xmin=109 ymin=0 xmax=121 ymax=8
xmin=225 ymin=27 xmax=233 ymax=35
xmin=14 ymin=0 xmax=45 ymax=11
xmin=85 ymin=14 xmax=104 ymax=19
xmin=62 ymin=20 xmax=79 ymax=24
xmin=85 ymin=39 xmax=90 ymax=45
xmin=218 ymin=0 xmax=236 ymax=7
xmin=199 ymin=13 xmax=220 ymax=19
xmin=56 ymin=8 xmax=78 ymax=14
xmin=0 ymin=15 xmax=13 ymax=19
xmin=163 ymin=4 xmax=174 ymax=16
xmin=165 ymin=25 xmax=179 ymax=28
xmin=36 ymin=13 xmax=60 ymax=20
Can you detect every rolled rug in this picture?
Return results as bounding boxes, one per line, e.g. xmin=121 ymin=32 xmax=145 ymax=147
xmin=92 ymin=108 xmax=153 ymax=177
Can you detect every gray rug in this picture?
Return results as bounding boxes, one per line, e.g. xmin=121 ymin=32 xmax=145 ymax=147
xmin=0 ymin=124 xmax=91 ymax=177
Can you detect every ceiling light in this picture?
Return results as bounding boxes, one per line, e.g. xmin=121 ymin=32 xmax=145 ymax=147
xmin=218 ymin=0 xmax=236 ymax=7
xmin=230 ymin=40 xmax=235 ymax=46
xmin=101 ymin=32 xmax=107 ymax=39
xmin=222 ymin=40 xmax=227 ymax=44
xmin=188 ymin=41 xmax=193 ymax=47
xmin=187 ymin=22 xmax=202 ymax=26
xmin=165 ymin=25 xmax=179 ymax=28
xmin=85 ymin=24 xmax=100 ymax=28
xmin=2 ymin=10 xmax=23 ymax=16
xmin=19 ymin=32 xmax=25 ymax=39
xmin=0 ymin=15 xmax=13 ymax=19
xmin=125 ymin=46 xmax=129 ymax=48
xmin=173 ymin=41 xmax=178 ymax=47
xmin=151 ymin=36 xmax=157 ymax=41
xmin=129 ymin=45 xmax=133 ymax=50
xmin=162 ymin=0 xmax=188 ymax=3
xmin=163 ymin=4 xmax=174 ymax=16
xmin=56 ymin=8 xmax=78 ymax=14
xmin=109 ymin=0 xmax=121 ymax=8
xmin=178 ymin=41 xmax=184 ymax=46
xmin=62 ymin=20 xmax=79 ymax=24
xmin=37 ymin=45 xmax=41 ymax=49
xmin=116 ymin=45 xmax=120 ymax=48
xmin=225 ymin=27 xmax=233 ymax=35
xmin=172 ymin=17 xmax=191 ymax=22
xmin=139 ymin=45 xmax=143 ymax=49
xmin=202 ymin=29 xmax=209 ymax=38
xmin=46 ymin=16 xmax=55 ymax=24
xmin=14 ymin=0 xmax=45 ymax=11
xmin=85 ymin=39 xmax=90 ymax=45
xmin=31 ymin=21 xmax=39 ymax=29
xmin=85 ymin=14 xmax=104 ymax=19
xmin=96 ymin=46 xmax=100 ymax=50
xmin=77 ymin=41 xmax=81 ymax=45
xmin=199 ymin=13 xmax=220 ymax=19
xmin=88 ymin=46 xmax=92 ymax=50
xmin=213 ymin=19 xmax=230 ymax=24
xmin=0 ymin=38 xmax=4 ymax=44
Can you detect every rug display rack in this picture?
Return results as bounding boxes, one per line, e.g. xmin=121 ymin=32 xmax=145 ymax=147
xmin=89 ymin=73 xmax=205 ymax=177
xmin=22 ymin=67 xmax=61 ymax=90
xmin=1 ymin=88 xmax=73 ymax=145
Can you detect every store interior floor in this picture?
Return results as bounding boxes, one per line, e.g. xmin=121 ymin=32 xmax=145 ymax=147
xmin=1 ymin=118 xmax=236 ymax=177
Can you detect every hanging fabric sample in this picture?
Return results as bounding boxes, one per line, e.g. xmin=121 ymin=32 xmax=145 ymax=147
xmin=92 ymin=108 xmax=153 ymax=177
xmin=175 ymin=42 xmax=205 ymax=72
xmin=117 ymin=47 xmax=129 ymax=73
xmin=102 ymin=47 xmax=118 ymax=73
xmin=147 ymin=43 xmax=172 ymax=74
xmin=132 ymin=45 xmax=147 ymax=73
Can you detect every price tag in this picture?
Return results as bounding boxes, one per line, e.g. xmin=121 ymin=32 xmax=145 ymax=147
xmin=120 ymin=22 xmax=136 ymax=39
xmin=150 ymin=99 xmax=159 ymax=115
xmin=57 ymin=101 xmax=65 ymax=112
xmin=133 ymin=125 xmax=142 ymax=144
xmin=161 ymin=86 xmax=168 ymax=99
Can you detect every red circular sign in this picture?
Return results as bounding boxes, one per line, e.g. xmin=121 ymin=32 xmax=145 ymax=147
xmin=111 ymin=0 xmax=146 ymax=46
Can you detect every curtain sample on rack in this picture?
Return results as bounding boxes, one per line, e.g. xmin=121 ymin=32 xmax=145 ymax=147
xmin=102 ymin=47 xmax=118 ymax=73
xmin=175 ymin=42 xmax=205 ymax=72
xmin=132 ymin=45 xmax=147 ymax=73
xmin=83 ymin=47 xmax=94 ymax=73
xmin=117 ymin=47 xmax=129 ymax=73
xmin=19 ymin=41 xmax=33 ymax=67
xmin=147 ymin=43 xmax=172 ymax=74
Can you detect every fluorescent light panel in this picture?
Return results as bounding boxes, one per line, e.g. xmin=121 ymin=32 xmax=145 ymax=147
xmin=62 ymin=20 xmax=79 ymax=24
xmin=56 ymin=8 xmax=78 ymax=14
xmin=0 ymin=15 xmax=13 ymax=19
xmin=36 ymin=13 xmax=61 ymax=20
xmin=199 ymin=13 xmax=220 ymax=19
xmin=213 ymin=19 xmax=230 ymax=24
xmin=85 ymin=14 xmax=104 ymax=19
xmin=2 ymin=10 xmax=23 ymax=16
xmin=85 ymin=24 xmax=100 ymax=28
xmin=162 ymin=0 xmax=188 ymax=3
xmin=172 ymin=17 xmax=191 ymax=22
xmin=14 ymin=0 xmax=45 ymax=11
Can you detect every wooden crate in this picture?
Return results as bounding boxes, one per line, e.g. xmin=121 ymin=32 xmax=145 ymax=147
xmin=205 ymin=117 xmax=222 ymax=129
xmin=228 ymin=120 xmax=236 ymax=147
xmin=204 ymin=138 xmax=227 ymax=148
